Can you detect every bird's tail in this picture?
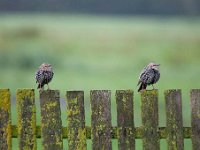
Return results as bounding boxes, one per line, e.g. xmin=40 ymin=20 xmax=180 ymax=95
xmin=138 ymin=83 xmax=147 ymax=92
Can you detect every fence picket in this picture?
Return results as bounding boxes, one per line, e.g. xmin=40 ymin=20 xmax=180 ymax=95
xmin=66 ymin=91 xmax=87 ymax=150
xmin=141 ymin=90 xmax=159 ymax=150
xmin=0 ymin=89 xmax=11 ymax=150
xmin=91 ymin=90 xmax=112 ymax=150
xmin=40 ymin=90 xmax=63 ymax=150
xmin=17 ymin=89 xmax=36 ymax=150
xmin=165 ymin=89 xmax=183 ymax=150
xmin=190 ymin=89 xmax=200 ymax=150
xmin=116 ymin=90 xmax=135 ymax=150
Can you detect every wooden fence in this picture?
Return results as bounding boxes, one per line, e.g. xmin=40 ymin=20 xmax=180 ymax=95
xmin=0 ymin=89 xmax=200 ymax=150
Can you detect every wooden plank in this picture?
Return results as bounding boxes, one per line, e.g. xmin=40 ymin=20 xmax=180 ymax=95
xmin=190 ymin=89 xmax=200 ymax=150
xmin=165 ymin=89 xmax=183 ymax=150
xmin=10 ymin=125 xmax=192 ymax=139
xmin=116 ymin=90 xmax=135 ymax=150
xmin=91 ymin=90 xmax=112 ymax=150
xmin=66 ymin=91 xmax=86 ymax=150
xmin=141 ymin=90 xmax=160 ymax=150
xmin=17 ymin=89 xmax=36 ymax=150
xmin=40 ymin=90 xmax=63 ymax=150
xmin=0 ymin=89 xmax=11 ymax=150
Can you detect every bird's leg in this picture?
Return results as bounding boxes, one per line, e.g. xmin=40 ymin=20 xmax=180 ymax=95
xmin=39 ymin=84 xmax=44 ymax=93
xmin=46 ymin=78 xmax=50 ymax=90
xmin=152 ymin=84 xmax=155 ymax=90
xmin=39 ymin=84 xmax=42 ymax=91
xmin=47 ymin=83 xmax=50 ymax=90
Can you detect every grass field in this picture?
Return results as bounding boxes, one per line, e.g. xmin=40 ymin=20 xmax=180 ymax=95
xmin=0 ymin=13 xmax=200 ymax=149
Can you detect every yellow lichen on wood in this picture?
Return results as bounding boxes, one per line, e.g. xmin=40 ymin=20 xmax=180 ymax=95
xmin=165 ymin=89 xmax=183 ymax=150
xmin=17 ymin=89 xmax=36 ymax=150
xmin=40 ymin=90 xmax=63 ymax=150
xmin=67 ymin=91 xmax=86 ymax=150
xmin=0 ymin=89 xmax=10 ymax=111
xmin=116 ymin=90 xmax=135 ymax=149
xmin=0 ymin=89 xmax=11 ymax=150
xmin=74 ymin=128 xmax=86 ymax=150
xmin=141 ymin=89 xmax=159 ymax=150
xmin=91 ymin=90 xmax=112 ymax=150
xmin=45 ymin=101 xmax=57 ymax=109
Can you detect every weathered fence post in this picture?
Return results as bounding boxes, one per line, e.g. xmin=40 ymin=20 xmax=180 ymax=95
xmin=66 ymin=91 xmax=87 ymax=150
xmin=0 ymin=89 xmax=11 ymax=150
xmin=141 ymin=90 xmax=159 ymax=150
xmin=91 ymin=90 xmax=112 ymax=150
xmin=17 ymin=89 xmax=36 ymax=150
xmin=116 ymin=90 xmax=135 ymax=150
xmin=165 ymin=89 xmax=183 ymax=150
xmin=40 ymin=90 xmax=63 ymax=150
xmin=190 ymin=89 xmax=200 ymax=150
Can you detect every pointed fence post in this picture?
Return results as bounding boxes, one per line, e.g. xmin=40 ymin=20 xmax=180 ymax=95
xmin=116 ymin=90 xmax=135 ymax=150
xmin=190 ymin=89 xmax=200 ymax=150
xmin=91 ymin=90 xmax=112 ymax=150
xmin=165 ymin=89 xmax=184 ymax=150
xmin=40 ymin=90 xmax=63 ymax=150
xmin=0 ymin=89 xmax=11 ymax=150
xmin=17 ymin=89 xmax=36 ymax=150
xmin=141 ymin=90 xmax=160 ymax=150
xmin=66 ymin=91 xmax=87 ymax=150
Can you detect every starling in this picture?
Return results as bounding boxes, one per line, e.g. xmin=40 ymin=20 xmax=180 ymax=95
xmin=35 ymin=63 xmax=54 ymax=90
xmin=137 ymin=62 xmax=160 ymax=92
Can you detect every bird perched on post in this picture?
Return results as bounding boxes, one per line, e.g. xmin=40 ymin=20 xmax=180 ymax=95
xmin=35 ymin=63 xmax=54 ymax=90
xmin=137 ymin=62 xmax=160 ymax=92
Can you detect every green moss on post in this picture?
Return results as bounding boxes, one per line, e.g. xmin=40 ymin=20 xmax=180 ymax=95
xmin=165 ymin=89 xmax=183 ymax=150
xmin=66 ymin=91 xmax=86 ymax=150
xmin=0 ymin=89 xmax=11 ymax=150
xmin=135 ymin=127 xmax=143 ymax=139
xmin=116 ymin=90 xmax=135 ymax=150
xmin=190 ymin=89 xmax=200 ymax=150
xmin=12 ymin=125 xmax=18 ymax=138
xmin=91 ymin=90 xmax=112 ymax=150
xmin=86 ymin=126 xmax=91 ymax=139
xmin=141 ymin=90 xmax=159 ymax=150
xmin=159 ymin=127 xmax=167 ymax=139
xmin=62 ymin=127 xmax=68 ymax=139
xmin=17 ymin=89 xmax=36 ymax=150
xmin=40 ymin=90 xmax=63 ymax=150
xmin=183 ymin=127 xmax=191 ymax=138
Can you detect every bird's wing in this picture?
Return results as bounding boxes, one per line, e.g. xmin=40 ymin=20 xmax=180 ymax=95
xmin=146 ymin=69 xmax=155 ymax=84
xmin=35 ymin=70 xmax=44 ymax=84
xmin=137 ymin=67 xmax=146 ymax=86
xmin=139 ymin=69 xmax=155 ymax=84
xmin=35 ymin=71 xmax=39 ymax=83
xmin=152 ymin=69 xmax=160 ymax=84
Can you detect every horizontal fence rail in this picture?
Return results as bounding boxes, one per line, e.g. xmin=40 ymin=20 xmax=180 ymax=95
xmin=0 ymin=89 xmax=200 ymax=150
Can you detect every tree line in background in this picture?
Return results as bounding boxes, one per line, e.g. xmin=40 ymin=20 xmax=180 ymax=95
xmin=0 ymin=0 xmax=199 ymax=15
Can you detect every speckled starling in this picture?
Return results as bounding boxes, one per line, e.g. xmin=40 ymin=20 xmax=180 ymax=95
xmin=137 ymin=62 xmax=160 ymax=92
xmin=35 ymin=63 xmax=54 ymax=90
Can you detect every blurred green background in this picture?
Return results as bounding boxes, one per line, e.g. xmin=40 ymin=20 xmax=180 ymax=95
xmin=0 ymin=13 xmax=200 ymax=149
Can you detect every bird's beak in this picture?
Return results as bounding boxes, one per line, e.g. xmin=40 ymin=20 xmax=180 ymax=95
xmin=154 ymin=64 xmax=160 ymax=70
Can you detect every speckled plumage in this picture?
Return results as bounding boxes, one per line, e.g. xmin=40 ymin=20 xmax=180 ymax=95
xmin=35 ymin=63 xmax=54 ymax=89
xmin=137 ymin=62 xmax=160 ymax=92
